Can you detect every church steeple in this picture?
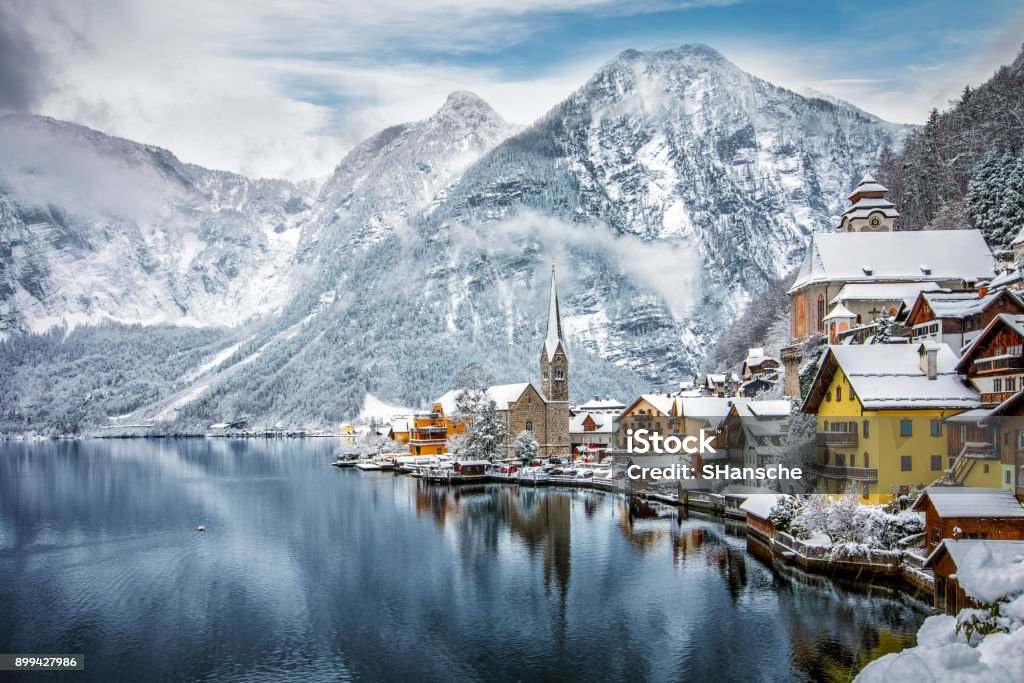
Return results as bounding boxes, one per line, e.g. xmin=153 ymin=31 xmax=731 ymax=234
xmin=541 ymin=261 xmax=569 ymax=402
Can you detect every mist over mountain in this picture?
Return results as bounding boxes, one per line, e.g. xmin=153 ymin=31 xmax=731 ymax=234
xmin=0 ymin=45 xmax=907 ymax=434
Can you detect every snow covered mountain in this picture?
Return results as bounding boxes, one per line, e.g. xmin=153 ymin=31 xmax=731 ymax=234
xmin=0 ymin=45 xmax=909 ymax=433
xmin=0 ymin=115 xmax=314 ymax=335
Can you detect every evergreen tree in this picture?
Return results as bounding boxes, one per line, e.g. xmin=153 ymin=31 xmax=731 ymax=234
xmin=461 ymin=397 xmax=508 ymax=460
xmin=967 ymin=151 xmax=1024 ymax=248
xmin=873 ymin=311 xmax=895 ymax=344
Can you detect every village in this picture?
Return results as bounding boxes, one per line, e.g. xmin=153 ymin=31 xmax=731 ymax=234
xmin=320 ymin=175 xmax=1024 ymax=651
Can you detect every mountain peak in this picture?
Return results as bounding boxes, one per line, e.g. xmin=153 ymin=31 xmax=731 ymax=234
xmin=434 ymin=91 xmax=503 ymax=120
xmin=614 ymin=43 xmax=728 ymax=67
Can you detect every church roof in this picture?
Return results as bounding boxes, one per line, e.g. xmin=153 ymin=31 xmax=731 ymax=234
xmin=433 ymin=382 xmax=535 ymax=416
xmin=789 ymin=230 xmax=995 ymax=293
xmin=544 ymin=265 xmax=564 ymax=361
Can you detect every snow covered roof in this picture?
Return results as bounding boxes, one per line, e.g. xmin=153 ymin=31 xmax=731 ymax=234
xmin=914 ymin=289 xmax=1021 ymax=321
xmin=790 ymin=230 xmax=995 ymax=293
xmin=831 ymin=282 xmax=942 ymax=306
xmin=679 ymin=397 xmax=750 ymax=427
xmin=434 ymin=383 xmax=534 ymax=416
xmin=569 ymin=412 xmax=615 ymax=433
xmin=989 ymin=266 xmax=1023 ymax=290
xmin=637 ymin=393 xmax=676 ymax=416
xmin=739 ymin=493 xmax=792 ymax=520
xmin=576 ymin=397 xmax=626 ymax=411
xmin=823 ymin=302 xmax=856 ymax=321
xmin=745 ymin=400 xmax=792 ymax=418
xmin=913 ymin=486 xmax=1024 ymax=518
xmin=390 ymin=418 xmax=411 ymax=432
xmin=487 ymin=383 xmax=532 ymax=410
xmin=925 ymin=539 xmax=1024 ymax=603
xmin=805 ymin=343 xmax=980 ymax=411
xmin=706 ymin=373 xmax=726 ymax=384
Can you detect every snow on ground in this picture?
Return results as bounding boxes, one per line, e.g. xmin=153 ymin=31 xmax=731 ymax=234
xmin=357 ymin=394 xmax=415 ymax=424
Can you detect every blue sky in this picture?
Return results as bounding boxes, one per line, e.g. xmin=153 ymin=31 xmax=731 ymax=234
xmin=11 ymin=0 xmax=1024 ymax=178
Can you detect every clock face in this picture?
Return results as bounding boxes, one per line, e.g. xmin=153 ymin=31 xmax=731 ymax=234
xmin=870 ymin=217 xmax=881 ymax=227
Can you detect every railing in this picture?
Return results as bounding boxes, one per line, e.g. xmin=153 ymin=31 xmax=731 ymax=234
xmin=980 ymin=391 xmax=1016 ymax=405
xmin=811 ymin=463 xmax=878 ymax=481
xmin=973 ymin=355 xmax=1024 ymax=374
xmin=816 ymin=431 xmax=858 ymax=447
xmin=945 ymin=441 xmax=998 ymax=485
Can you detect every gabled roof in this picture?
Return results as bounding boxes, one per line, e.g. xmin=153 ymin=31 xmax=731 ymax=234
xmin=956 ymin=313 xmax=1024 ymax=373
xmin=622 ymin=393 xmax=676 ymax=417
xmin=434 ymin=382 xmax=535 ymax=416
xmin=823 ymin=302 xmax=856 ymax=321
xmin=912 ymin=486 xmax=1024 ymax=518
xmin=909 ymin=289 xmax=1023 ymax=327
xmin=790 ymin=230 xmax=995 ymax=293
xmin=924 ymin=539 xmax=1024 ymax=603
xmin=569 ymin=412 xmax=615 ymax=433
xmin=739 ymin=493 xmax=792 ymax=520
xmin=803 ymin=343 xmax=979 ymax=412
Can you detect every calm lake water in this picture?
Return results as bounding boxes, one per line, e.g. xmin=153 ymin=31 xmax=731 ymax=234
xmin=0 ymin=439 xmax=927 ymax=682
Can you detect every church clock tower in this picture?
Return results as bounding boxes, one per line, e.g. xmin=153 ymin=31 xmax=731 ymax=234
xmin=540 ymin=262 xmax=569 ymax=402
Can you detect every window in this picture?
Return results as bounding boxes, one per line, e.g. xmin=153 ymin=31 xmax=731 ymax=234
xmin=900 ymin=419 xmax=913 ymax=437
xmin=525 ymin=421 xmax=533 ymax=432
xmin=836 ymin=386 xmax=842 ymax=402
xmin=931 ymin=529 xmax=941 ymax=543
xmin=816 ymin=295 xmax=825 ymax=331
xmin=823 ymin=452 xmax=830 ymax=465
xmin=863 ymin=420 xmax=870 ymax=438
xmin=862 ymin=484 xmax=869 ymax=499
xmin=836 ymin=453 xmax=845 ymax=466
xmin=849 ymin=421 xmax=857 ymax=435
xmin=901 ymin=455 xmax=912 ymax=471
xmin=983 ymin=464 xmax=990 ymax=474
xmin=823 ymin=420 xmax=829 ymax=431
xmin=994 ymin=378 xmax=1003 ymax=392
xmin=1009 ymin=377 xmax=1018 ymax=392
xmin=1007 ymin=469 xmax=1013 ymax=485
xmin=554 ymin=371 xmax=564 ymax=381
xmin=931 ymin=455 xmax=942 ymax=471
xmin=863 ymin=452 xmax=869 ymax=468
xmin=930 ymin=419 xmax=941 ymax=437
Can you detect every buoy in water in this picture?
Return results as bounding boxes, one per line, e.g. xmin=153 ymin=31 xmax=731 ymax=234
xmin=197 ymin=525 xmax=206 ymax=532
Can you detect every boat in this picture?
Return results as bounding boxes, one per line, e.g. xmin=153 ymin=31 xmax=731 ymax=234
xmin=355 ymin=460 xmax=382 ymax=471
xmin=332 ymin=455 xmax=359 ymax=468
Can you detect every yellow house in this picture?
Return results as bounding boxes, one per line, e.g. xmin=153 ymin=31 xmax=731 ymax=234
xmin=802 ymin=342 xmax=1000 ymax=504
xmin=408 ymin=400 xmax=467 ymax=456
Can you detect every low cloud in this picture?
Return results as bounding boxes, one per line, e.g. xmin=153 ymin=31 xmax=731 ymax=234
xmin=451 ymin=210 xmax=701 ymax=318
xmin=0 ymin=2 xmax=51 ymax=112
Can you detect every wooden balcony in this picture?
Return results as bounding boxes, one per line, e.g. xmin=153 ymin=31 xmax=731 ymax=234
xmin=811 ymin=463 xmax=878 ymax=482
xmin=980 ymin=391 xmax=1016 ymax=405
xmin=816 ymin=431 xmax=858 ymax=447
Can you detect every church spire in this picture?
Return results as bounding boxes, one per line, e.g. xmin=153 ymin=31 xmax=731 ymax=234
xmin=544 ymin=259 xmax=563 ymax=361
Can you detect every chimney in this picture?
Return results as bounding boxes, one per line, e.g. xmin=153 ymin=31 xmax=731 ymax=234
xmin=919 ymin=341 xmax=938 ymax=380
xmin=594 ymin=394 xmax=600 ymax=401
xmin=978 ymin=286 xmax=989 ymax=298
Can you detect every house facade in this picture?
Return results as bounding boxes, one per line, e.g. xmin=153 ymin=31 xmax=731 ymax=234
xmin=802 ymin=343 xmax=998 ymax=504
xmin=907 ymin=289 xmax=1024 ymax=355
xmin=912 ymin=486 xmax=1024 ymax=555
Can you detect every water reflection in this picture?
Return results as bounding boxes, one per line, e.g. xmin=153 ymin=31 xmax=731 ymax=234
xmin=0 ymin=440 xmax=926 ymax=682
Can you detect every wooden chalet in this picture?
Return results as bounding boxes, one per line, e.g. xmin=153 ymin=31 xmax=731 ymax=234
xmin=925 ymin=539 xmax=1024 ymax=614
xmin=912 ymin=486 xmax=1024 ymax=555
xmin=907 ymin=288 xmax=1024 ymax=356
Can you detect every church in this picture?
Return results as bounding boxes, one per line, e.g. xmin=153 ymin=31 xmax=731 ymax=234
xmin=419 ymin=263 xmax=570 ymax=458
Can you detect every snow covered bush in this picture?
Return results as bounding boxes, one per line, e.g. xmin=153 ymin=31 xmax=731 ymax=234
xmin=768 ymin=496 xmax=802 ymax=534
xmin=785 ymin=487 xmax=924 ymax=557
xmin=513 ymin=430 xmax=539 ymax=462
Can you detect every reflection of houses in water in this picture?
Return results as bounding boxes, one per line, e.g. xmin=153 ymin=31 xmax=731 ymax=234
xmin=617 ymin=498 xmax=674 ymax=552
xmin=506 ymin=490 xmax=572 ymax=596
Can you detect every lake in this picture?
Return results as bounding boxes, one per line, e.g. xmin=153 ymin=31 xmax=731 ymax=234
xmin=0 ymin=439 xmax=927 ymax=682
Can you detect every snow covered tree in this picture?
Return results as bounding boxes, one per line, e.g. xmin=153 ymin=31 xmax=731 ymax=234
xmin=513 ymin=430 xmax=539 ymax=462
xmin=873 ymin=310 xmax=895 ymax=344
xmin=460 ymin=397 xmax=508 ymax=460
xmin=768 ymin=496 xmax=802 ymax=534
xmin=967 ymin=151 xmax=1024 ymax=248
